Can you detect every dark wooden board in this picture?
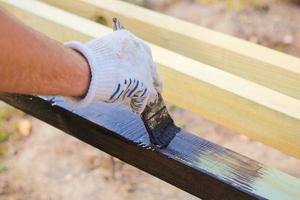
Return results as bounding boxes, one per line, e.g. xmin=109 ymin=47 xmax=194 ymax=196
xmin=1 ymin=93 xmax=299 ymax=200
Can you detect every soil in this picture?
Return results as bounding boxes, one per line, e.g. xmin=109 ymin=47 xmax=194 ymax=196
xmin=1 ymin=0 xmax=300 ymax=199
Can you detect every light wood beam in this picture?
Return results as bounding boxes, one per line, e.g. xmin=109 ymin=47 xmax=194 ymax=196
xmin=42 ymin=0 xmax=300 ymax=100
xmin=1 ymin=0 xmax=300 ymax=159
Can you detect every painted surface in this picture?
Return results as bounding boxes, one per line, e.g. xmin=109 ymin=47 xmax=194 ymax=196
xmin=1 ymin=94 xmax=300 ymax=199
xmin=50 ymin=96 xmax=300 ymax=200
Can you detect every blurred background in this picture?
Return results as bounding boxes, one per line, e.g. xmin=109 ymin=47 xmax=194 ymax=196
xmin=0 ymin=0 xmax=300 ymax=199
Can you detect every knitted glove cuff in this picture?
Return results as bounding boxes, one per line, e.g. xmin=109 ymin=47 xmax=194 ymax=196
xmin=64 ymin=41 xmax=117 ymax=108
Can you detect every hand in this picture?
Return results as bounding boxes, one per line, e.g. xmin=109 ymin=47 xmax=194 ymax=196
xmin=64 ymin=30 xmax=162 ymax=115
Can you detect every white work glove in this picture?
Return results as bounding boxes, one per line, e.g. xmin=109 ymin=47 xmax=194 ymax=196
xmin=64 ymin=30 xmax=163 ymax=115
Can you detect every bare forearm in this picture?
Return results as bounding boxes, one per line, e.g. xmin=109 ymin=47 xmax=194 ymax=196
xmin=0 ymin=8 xmax=90 ymax=97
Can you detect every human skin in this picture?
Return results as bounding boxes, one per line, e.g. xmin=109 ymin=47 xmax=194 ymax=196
xmin=0 ymin=8 xmax=90 ymax=97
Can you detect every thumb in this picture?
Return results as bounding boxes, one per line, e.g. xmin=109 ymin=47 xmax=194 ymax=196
xmin=130 ymin=86 xmax=157 ymax=115
xmin=130 ymin=91 xmax=149 ymax=115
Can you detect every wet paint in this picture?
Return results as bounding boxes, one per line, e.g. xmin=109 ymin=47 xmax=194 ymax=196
xmin=1 ymin=94 xmax=300 ymax=200
xmin=141 ymin=93 xmax=180 ymax=148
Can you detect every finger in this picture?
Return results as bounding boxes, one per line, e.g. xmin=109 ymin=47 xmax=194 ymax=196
xmin=131 ymin=86 xmax=158 ymax=114
xmin=107 ymin=78 xmax=130 ymax=103
xmin=147 ymin=86 xmax=159 ymax=106
xmin=121 ymin=78 xmax=134 ymax=100
xmin=130 ymin=88 xmax=149 ymax=115
xmin=125 ymin=79 xmax=141 ymax=99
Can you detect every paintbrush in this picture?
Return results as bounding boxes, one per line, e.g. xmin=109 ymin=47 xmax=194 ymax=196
xmin=112 ymin=17 xmax=180 ymax=148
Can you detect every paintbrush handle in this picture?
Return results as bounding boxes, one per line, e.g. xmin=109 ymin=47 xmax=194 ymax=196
xmin=112 ymin=17 xmax=124 ymax=31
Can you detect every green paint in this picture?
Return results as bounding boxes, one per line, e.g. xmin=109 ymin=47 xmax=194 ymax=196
xmin=192 ymin=151 xmax=300 ymax=199
xmin=253 ymin=169 xmax=300 ymax=200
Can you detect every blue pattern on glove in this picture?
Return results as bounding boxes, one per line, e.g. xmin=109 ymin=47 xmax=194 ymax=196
xmin=109 ymin=83 xmax=121 ymax=100
xmin=109 ymin=78 xmax=148 ymax=103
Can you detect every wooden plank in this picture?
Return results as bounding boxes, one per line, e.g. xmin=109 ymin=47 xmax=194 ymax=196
xmin=1 ymin=0 xmax=300 ymax=159
xmin=1 ymin=93 xmax=300 ymax=200
xmin=41 ymin=0 xmax=300 ymax=101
